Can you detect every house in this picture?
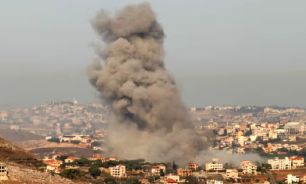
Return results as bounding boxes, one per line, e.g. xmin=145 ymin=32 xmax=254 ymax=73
xmin=206 ymin=179 xmax=223 ymax=184
xmin=188 ymin=162 xmax=199 ymax=171
xmin=151 ymin=164 xmax=166 ymax=175
xmin=162 ymin=174 xmax=180 ymax=184
xmin=225 ymin=169 xmax=239 ymax=179
xmin=64 ymin=156 xmax=78 ymax=163
xmin=240 ymin=160 xmax=257 ymax=175
xmin=45 ymin=160 xmax=63 ymax=173
xmin=109 ymin=165 xmax=126 ymax=178
xmin=205 ymin=159 xmax=224 ymax=171
xmin=177 ymin=168 xmax=192 ymax=176
xmin=89 ymin=154 xmax=103 ymax=161
xmin=289 ymin=156 xmax=304 ymax=168
xmin=286 ymin=174 xmax=299 ymax=184
xmin=0 ymin=162 xmax=8 ymax=181
xmin=268 ymin=157 xmax=292 ymax=170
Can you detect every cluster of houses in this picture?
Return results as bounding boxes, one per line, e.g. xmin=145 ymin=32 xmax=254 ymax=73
xmin=207 ymin=120 xmax=306 ymax=155
xmin=40 ymin=151 xmax=306 ymax=184
xmin=43 ymin=153 xmax=103 ymax=174
xmin=45 ymin=134 xmax=104 ymax=151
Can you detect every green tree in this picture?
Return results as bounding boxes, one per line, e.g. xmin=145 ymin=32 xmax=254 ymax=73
xmin=89 ymin=165 xmax=101 ymax=178
xmin=75 ymin=157 xmax=91 ymax=166
xmin=61 ymin=169 xmax=81 ymax=179
xmin=172 ymin=161 xmax=178 ymax=171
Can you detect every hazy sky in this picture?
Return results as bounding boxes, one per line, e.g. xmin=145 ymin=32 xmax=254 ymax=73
xmin=1 ymin=0 xmax=306 ymax=108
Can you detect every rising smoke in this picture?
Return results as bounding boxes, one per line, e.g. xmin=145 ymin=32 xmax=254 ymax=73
xmin=88 ymin=2 xmax=207 ymax=163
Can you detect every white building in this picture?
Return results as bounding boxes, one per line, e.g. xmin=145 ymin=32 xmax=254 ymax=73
xmin=151 ymin=164 xmax=166 ymax=175
xmin=206 ymin=179 xmax=223 ymax=184
xmin=205 ymin=159 xmax=224 ymax=171
xmin=268 ymin=157 xmax=291 ymax=170
xmin=109 ymin=165 xmax=126 ymax=178
xmin=0 ymin=162 xmax=8 ymax=181
xmin=225 ymin=169 xmax=239 ymax=179
xmin=240 ymin=160 xmax=257 ymax=175
xmin=286 ymin=174 xmax=299 ymax=184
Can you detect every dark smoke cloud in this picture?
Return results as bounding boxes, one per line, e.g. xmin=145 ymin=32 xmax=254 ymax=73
xmin=88 ymin=2 xmax=207 ymax=163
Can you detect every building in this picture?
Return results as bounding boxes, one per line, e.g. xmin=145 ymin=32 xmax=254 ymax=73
xmin=240 ymin=160 xmax=257 ymax=175
xmin=163 ymin=174 xmax=180 ymax=184
xmin=289 ymin=156 xmax=304 ymax=168
xmin=45 ymin=160 xmax=63 ymax=173
xmin=205 ymin=159 xmax=224 ymax=171
xmin=64 ymin=156 xmax=78 ymax=163
xmin=206 ymin=179 xmax=223 ymax=184
xmin=286 ymin=174 xmax=299 ymax=184
xmin=0 ymin=162 xmax=8 ymax=180
xmin=225 ymin=169 xmax=239 ymax=179
xmin=284 ymin=122 xmax=303 ymax=136
xmin=109 ymin=165 xmax=126 ymax=178
xmin=188 ymin=162 xmax=199 ymax=171
xmin=151 ymin=164 xmax=166 ymax=176
xmin=268 ymin=157 xmax=292 ymax=170
xmin=177 ymin=168 xmax=192 ymax=177
xmin=0 ymin=111 xmax=8 ymax=121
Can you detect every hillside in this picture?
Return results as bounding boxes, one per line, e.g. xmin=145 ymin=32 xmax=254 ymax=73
xmin=0 ymin=137 xmax=42 ymax=167
xmin=0 ymin=137 xmax=86 ymax=183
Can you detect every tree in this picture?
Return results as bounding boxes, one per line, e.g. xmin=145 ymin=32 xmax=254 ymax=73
xmin=104 ymin=177 xmax=116 ymax=184
xmin=75 ymin=158 xmax=90 ymax=166
xmin=172 ymin=161 xmax=178 ymax=171
xmin=61 ymin=169 xmax=81 ymax=179
xmin=160 ymin=169 xmax=165 ymax=176
xmin=48 ymin=137 xmax=60 ymax=143
xmin=89 ymin=165 xmax=101 ymax=178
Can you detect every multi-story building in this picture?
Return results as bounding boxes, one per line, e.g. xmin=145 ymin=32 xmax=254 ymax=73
xmin=188 ymin=162 xmax=199 ymax=171
xmin=177 ymin=168 xmax=192 ymax=177
xmin=268 ymin=157 xmax=292 ymax=170
xmin=109 ymin=165 xmax=126 ymax=178
xmin=205 ymin=159 xmax=224 ymax=171
xmin=0 ymin=162 xmax=8 ymax=181
xmin=286 ymin=174 xmax=299 ymax=184
xmin=289 ymin=156 xmax=304 ymax=168
xmin=151 ymin=164 xmax=166 ymax=175
xmin=225 ymin=169 xmax=239 ymax=179
xmin=240 ymin=160 xmax=257 ymax=175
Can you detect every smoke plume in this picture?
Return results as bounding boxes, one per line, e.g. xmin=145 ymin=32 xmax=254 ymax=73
xmin=88 ymin=3 xmax=206 ymax=163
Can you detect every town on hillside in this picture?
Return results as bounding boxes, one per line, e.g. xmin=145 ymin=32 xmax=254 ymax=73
xmin=0 ymin=102 xmax=305 ymax=183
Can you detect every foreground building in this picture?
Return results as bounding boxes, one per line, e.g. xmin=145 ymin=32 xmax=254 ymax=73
xmin=268 ymin=157 xmax=291 ymax=170
xmin=240 ymin=160 xmax=257 ymax=175
xmin=109 ymin=165 xmax=126 ymax=178
xmin=0 ymin=162 xmax=8 ymax=181
xmin=205 ymin=159 xmax=224 ymax=171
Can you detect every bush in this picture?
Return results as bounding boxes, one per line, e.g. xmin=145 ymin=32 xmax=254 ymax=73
xmin=61 ymin=169 xmax=81 ymax=179
xmin=48 ymin=137 xmax=60 ymax=143
xmin=89 ymin=165 xmax=101 ymax=178
xmin=75 ymin=158 xmax=91 ymax=166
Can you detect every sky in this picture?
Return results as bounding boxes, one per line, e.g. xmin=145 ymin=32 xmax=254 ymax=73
xmin=0 ymin=0 xmax=306 ymax=108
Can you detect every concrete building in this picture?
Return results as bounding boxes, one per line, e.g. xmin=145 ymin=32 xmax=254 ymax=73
xmin=225 ymin=169 xmax=239 ymax=179
xmin=151 ymin=164 xmax=166 ymax=176
xmin=290 ymin=156 xmax=304 ymax=168
xmin=177 ymin=168 xmax=192 ymax=177
xmin=268 ymin=157 xmax=292 ymax=170
xmin=240 ymin=160 xmax=257 ymax=175
xmin=109 ymin=165 xmax=126 ymax=178
xmin=0 ymin=162 xmax=8 ymax=181
xmin=286 ymin=174 xmax=299 ymax=184
xmin=188 ymin=162 xmax=199 ymax=171
xmin=205 ymin=159 xmax=224 ymax=171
